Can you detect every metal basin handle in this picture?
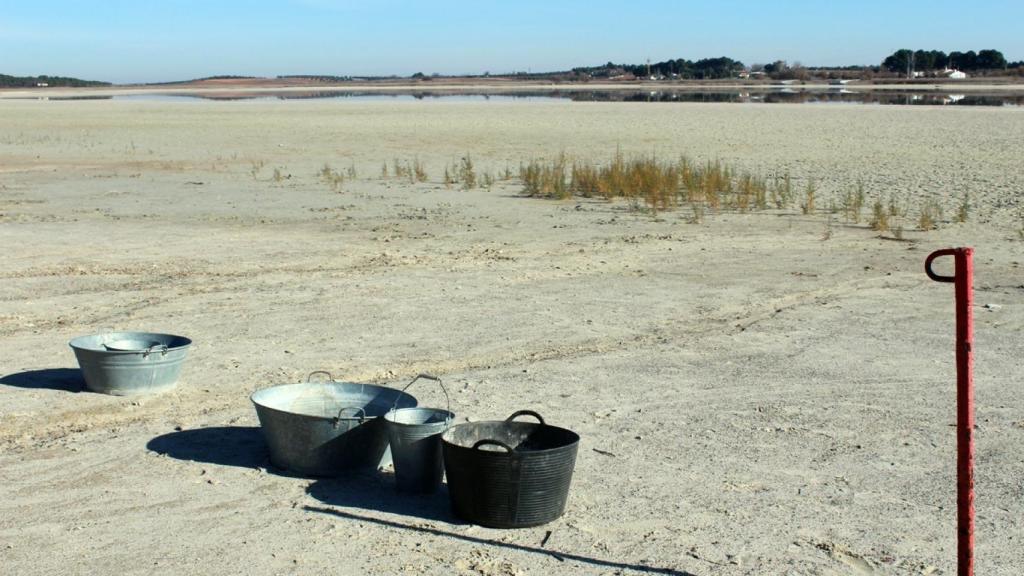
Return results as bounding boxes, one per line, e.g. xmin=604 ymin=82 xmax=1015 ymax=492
xmin=505 ymin=410 xmax=545 ymax=425
xmin=394 ymin=373 xmax=451 ymax=421
xmin=472 ymin=439 xmax=514 ymax=452
xmin=333 ymin=406 xmax=366 ymax=429
xmin=307 ymin=371 xmax=335 ymax=383
xmin=142 ymin=344 xmax=169 ymax=358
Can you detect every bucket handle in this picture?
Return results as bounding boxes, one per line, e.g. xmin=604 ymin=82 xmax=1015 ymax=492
xmin=472 ymin=439 xmax=514 ymax=452
xmin=142 ymin=344 xmax=169 ymax=358
xmin=307 ymin=371 xmax=335 ymax=383
xmin=333 ymin=406 xmax=366 ymax=428
xmin=393 ymin=373 xmax=451 ymax=422
xmin=505 ymin=410 xmax=545 ymax=425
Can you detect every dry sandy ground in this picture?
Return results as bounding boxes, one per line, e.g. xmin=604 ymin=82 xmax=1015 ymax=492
xmin=1 ymin=99 xmax=1022 ymax=575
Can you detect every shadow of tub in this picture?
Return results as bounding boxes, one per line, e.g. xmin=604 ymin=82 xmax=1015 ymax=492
xmin=0 ymin=368 xmax=84 ymax=392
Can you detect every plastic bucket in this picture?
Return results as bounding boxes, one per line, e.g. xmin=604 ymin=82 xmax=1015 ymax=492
xmin=384 ymin=374 xmax=453 ymax=493
xmin=442 ymin=410 xmax=579 ymax=528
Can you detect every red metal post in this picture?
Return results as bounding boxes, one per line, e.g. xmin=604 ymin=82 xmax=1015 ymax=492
xmin=925 ymin=247 xmax=974 ymax=576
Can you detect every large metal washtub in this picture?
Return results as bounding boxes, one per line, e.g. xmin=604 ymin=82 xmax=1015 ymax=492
xmin=251 ymin=372 xmax=417 ymax=477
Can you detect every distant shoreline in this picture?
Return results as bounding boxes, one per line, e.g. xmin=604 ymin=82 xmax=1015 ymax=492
xmin=3 ymin=78 xmax=1024 ymax=99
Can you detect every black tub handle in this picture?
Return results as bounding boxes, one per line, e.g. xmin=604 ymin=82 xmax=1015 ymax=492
xmin=505 ymin=410 xmax=545 ymax=425
xmin=472 ymin=439 xmax=514 ymax=452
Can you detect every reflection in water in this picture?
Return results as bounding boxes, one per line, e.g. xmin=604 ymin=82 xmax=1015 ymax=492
xmin=20 ymin=89 xmax=1024 ymax=107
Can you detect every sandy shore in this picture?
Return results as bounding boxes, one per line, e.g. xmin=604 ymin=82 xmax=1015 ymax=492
xmin=1 ymin=99 xmax=1022 ymax=575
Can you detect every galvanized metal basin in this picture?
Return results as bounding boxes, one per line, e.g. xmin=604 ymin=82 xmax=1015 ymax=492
xmin=251 ymin=373 xmax=417 ymax=477
xmin=442 ymin=410 xmax=580 ymax=528
xmin=69 ymin=332 xmax=192 ymax=395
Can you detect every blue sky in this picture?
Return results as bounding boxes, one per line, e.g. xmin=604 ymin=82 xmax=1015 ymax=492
xmin=1 ymin=0 xmax=1022 ymax=83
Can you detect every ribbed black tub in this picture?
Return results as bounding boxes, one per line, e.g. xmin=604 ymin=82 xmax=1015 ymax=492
xmin=441 ymin=410 xmax=579 ymax=528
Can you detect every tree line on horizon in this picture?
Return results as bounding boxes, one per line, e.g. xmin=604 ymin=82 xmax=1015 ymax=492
xmin=534 ymin=49 xmax=1022 ymax=82
xmin=881 ymin=48 xmax=1020 ymax=74
xmin=572 ymin=57 xmax=746 ymax=80
xmin=0 ymin=73 xmax=111 ymax=88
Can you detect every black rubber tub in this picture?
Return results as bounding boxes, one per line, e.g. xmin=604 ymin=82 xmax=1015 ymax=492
xmin=441 ymin=410 xmax=580 ymax=528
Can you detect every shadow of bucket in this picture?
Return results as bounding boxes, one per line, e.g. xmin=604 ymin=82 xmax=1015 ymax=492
xmin=385 ymin=374 xmax=454 ymax=493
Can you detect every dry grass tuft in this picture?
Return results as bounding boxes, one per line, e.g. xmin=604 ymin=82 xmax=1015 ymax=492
xmin=918 ymin=199 xmax=943 ymax=231
xmin=870 ymin=197 xmax=890 ymax=232
xmin=841 ymin=181 xmax=866 ymax=223
xmin=771 ymin=172 xmax=793 ymax=209
xmin=319 ymin=164 xmax=345 ymax=192
xmin=413 ymin=159 xmax=428 ymax=183
xmin=957 ymin=192 xmax=970 ymax=223
xmin=458 ymin=155 xmax=476 ymax=190
xmin=377 ymin=158 xmax=428 ymax=184
xmin=521 ymin=154 xmax=569 ymax=199
xmin=249 ymin=160 xmax=265 ymax=180
xmin=800 ymin=179 xmax=817 ymax=215
xmin=520 ymin=150 xmax=779 ymax=217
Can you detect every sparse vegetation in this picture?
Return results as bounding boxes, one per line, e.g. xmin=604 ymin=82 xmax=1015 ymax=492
xmin=870 ymin=197 xmax=890 ymax=232
xmin=391 ymin=157 xmax=407 ymax=180
xmin=309 ymin=150 xmax=955 ymax=239
xmin=868 ymin=194 xmax=908 ymax=238
xmin=458 ymin=155 xmax=477 ymax=190
xmin=413 ymin=159 xmax=428 ymax=182
xmin=800 ymin=178 xmax=817 ymax=215
xmin=841 ymin=181 xmax=866 ymax=223
xmin=690 ymin=201 xmax=705 ymax=224
xmin=249 ymin=160 xmax=265 ymax=180
xmin=376 ymin=158 xmax=429 ymax=183
xmin=319 ymin=163 xmax=345 ymax=191
xmin=918 ymin=199 xmax=943 ymax=230
xmin=521 ymin=154 xmax=569 ymax=199
xmin=438 ymin=155 xmax=479 ymax=189
xmin=520 ymin=150 xmax=782 ymax=217
xmin=512 ymin=150 xmax=947 ymax=239
xmin=771 ymin=172 xmax=793 ymax=209
xmin=957 ymin=192 xmax=970 ymax=223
